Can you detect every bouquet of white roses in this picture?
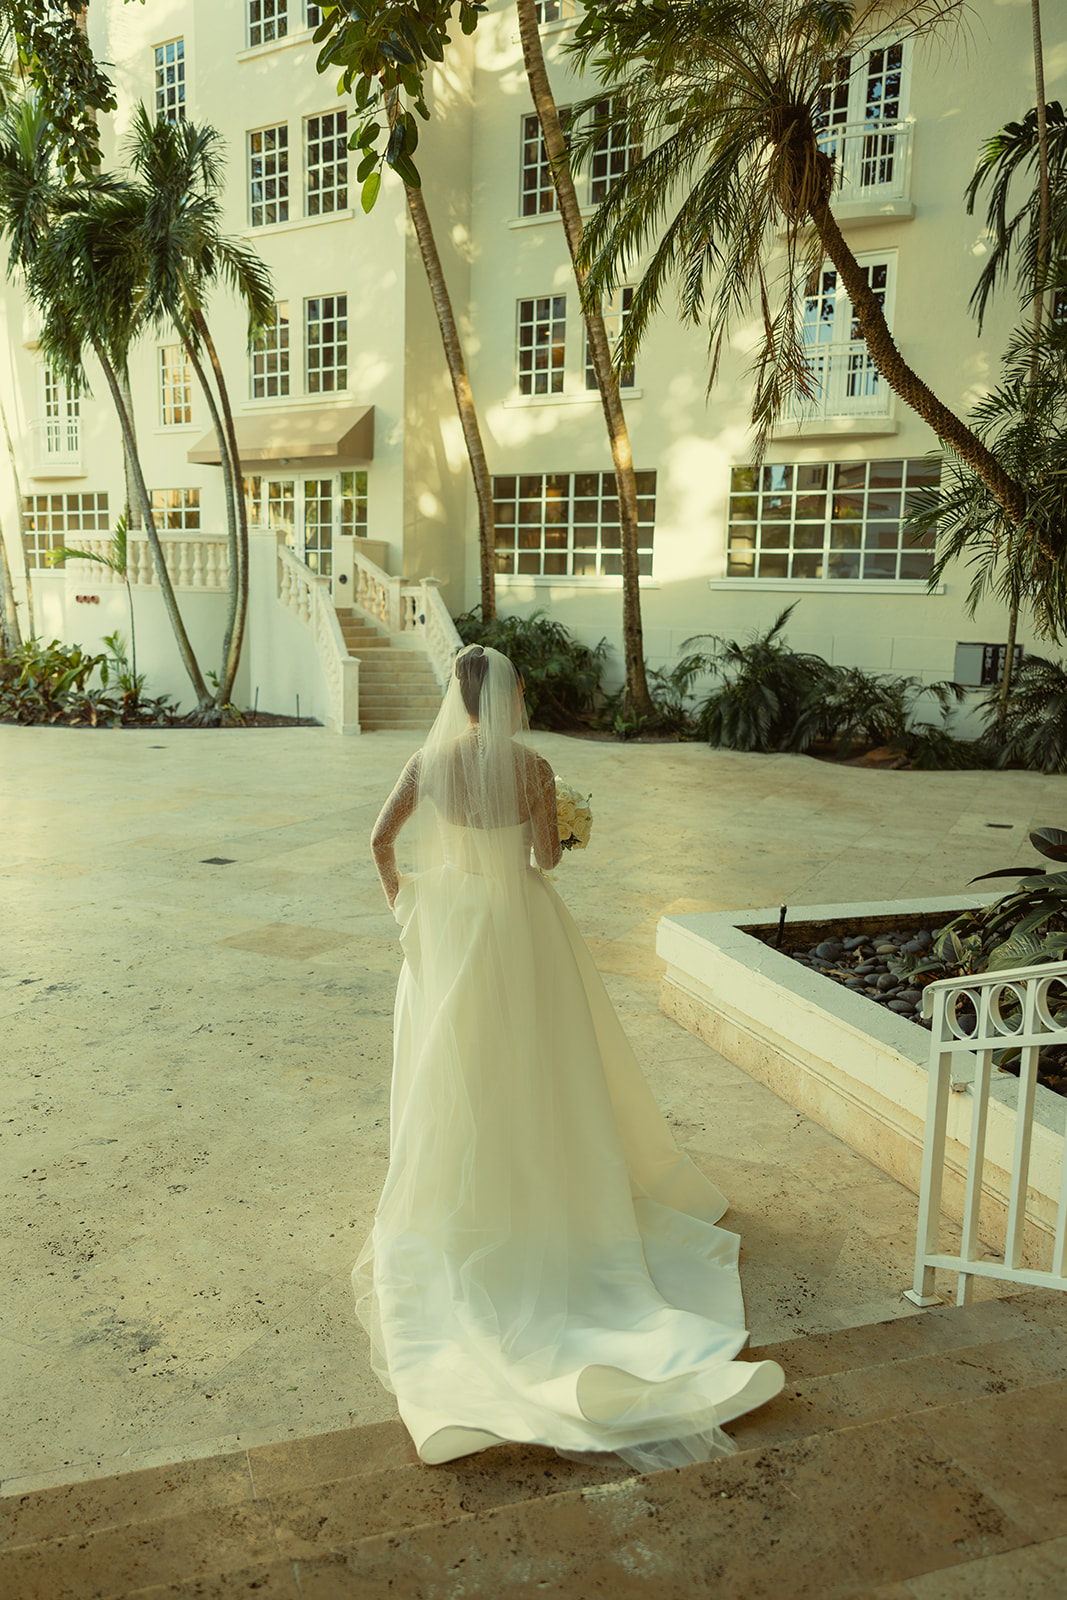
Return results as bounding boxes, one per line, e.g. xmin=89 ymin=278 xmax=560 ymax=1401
xmin=555 ymin=777 xmax=593 ymax=851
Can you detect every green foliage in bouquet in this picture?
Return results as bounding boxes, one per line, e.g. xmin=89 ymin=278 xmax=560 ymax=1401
xmin=453 ymin=608 xmax=609 ymax=729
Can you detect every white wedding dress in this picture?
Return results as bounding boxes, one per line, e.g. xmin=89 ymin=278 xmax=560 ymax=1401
xmin=358 ymin=647 xmax=784 ymax=1471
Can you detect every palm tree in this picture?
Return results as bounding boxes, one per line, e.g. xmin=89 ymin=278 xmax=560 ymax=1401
xmin=124 ymin=106 xmax=275 ymax=704
xmin=515 ymin=0 xmax=654 ymax=720
xmin=569 ymin=0 xmax=1026 ymax=526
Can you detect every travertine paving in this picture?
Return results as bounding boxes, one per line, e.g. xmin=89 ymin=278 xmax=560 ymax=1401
xmin=3 ymin=725 xmax=1066 ymax=1497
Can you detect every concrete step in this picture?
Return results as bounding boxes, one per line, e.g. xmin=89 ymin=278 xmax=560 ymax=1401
xmin=3 ymin=1290 xmax=1063 ymax=1598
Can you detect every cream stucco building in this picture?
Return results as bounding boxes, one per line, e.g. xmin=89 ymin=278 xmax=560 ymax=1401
xmin=0 ymin=0 xmax=1058 ymax=729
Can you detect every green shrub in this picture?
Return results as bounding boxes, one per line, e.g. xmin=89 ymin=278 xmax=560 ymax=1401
xmin=980 ymin=654 xmax=1067 ymax=773
xmin=453 ymin=609 xmax=609 ymax=729
xmin=0 ymin=637 xmax=176 ymax=727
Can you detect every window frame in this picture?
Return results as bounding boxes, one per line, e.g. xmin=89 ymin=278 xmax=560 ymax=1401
xmin=491 ymin=469 xmax=656 ymax=579
xmin=305 ymin=294 xmax=348 ymax=393
xmin=249 ymin=301 xmax=291 ymax=399
xmin=159 ymin=344 xmax=193 ymax=426
xmin=586 ymin=287 xmax=635 ymax=391
xmin=248 ymin=0 xmax=288 ymax=48
xmin=154 ymin=38 xmax=185 ymax=124
xmin=249 ymin=123 xmax=290 ymax=228
xmin=517 ymin=294 xmax=567 ymax=397
xmin=22 ymin=491 xmax=110 ymax=568
xmin=305 ymin=110 xmax=348 ymax=217
xmin=151 ymin=488 xmax=201 ymax=531
xmin=589 ymin=96 xmax=641 ymax=206
xmin=724 ymin=456 xmax=939 ymax=584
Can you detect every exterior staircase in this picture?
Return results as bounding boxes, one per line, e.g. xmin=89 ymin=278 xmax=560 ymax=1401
xmin=335 ymin=610 xmax=443 ymax=733
xmin=2 ymin=1288 xmax=1064 ymax=1598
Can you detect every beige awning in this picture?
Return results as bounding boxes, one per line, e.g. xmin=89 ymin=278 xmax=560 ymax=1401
xmin=187 ymin=405 xmax=374 ymax=467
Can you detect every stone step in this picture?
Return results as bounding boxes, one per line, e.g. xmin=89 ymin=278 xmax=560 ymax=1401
xmin=3 ymin=1290 xmax=1063 ymax=1598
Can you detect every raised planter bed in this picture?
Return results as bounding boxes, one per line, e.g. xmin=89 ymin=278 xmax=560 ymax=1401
xmin=657 ymin=896 xmax=1065 ymax=1271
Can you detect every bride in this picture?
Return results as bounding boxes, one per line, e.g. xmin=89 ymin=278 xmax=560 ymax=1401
xmin=360 ymin=642 xmax=784 ymax=1470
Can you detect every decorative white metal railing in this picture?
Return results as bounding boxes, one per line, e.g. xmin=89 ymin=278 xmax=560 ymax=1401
xmin=277 ymin=539 xmax=360 ymax=733
xmin=786 ymin=339 xmax=893 ymax=423
xmin=817 ymin=118 xmax=913 ymax=203
xmin=59 ymin=534 xmax=229 ymax=590
xmin=905 ymin=961 xmax=1067 ymax=1308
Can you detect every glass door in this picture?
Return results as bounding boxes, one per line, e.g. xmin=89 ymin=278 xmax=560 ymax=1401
xmin=262 ymin=475 xmax=333 ymax=577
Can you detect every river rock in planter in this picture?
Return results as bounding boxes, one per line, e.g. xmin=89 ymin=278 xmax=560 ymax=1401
xmin=815 ymin=941 xmax=842 ymax=960
xmin=876 ymin=943 xmax=898 ymax=955
xmin=877 ymin=973 xmax=900 ymax=992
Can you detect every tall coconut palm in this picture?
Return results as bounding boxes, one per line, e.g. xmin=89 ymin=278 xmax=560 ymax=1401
xmin=124 ymin=106 xmax=275 ymax=703
xmin=569 ymin=0 xmax=1026 ymax=526
xmin=515 ymin=1 xmax=654 ymax=720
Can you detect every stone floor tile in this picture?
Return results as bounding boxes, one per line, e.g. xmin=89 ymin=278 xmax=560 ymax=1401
xmin=900 ymin=1536 xmax=1067 ymax=1598
xmin=0 ymin=1501 xmax=279 ymax=1600
xmin=913 ymin=1379 xmax=1067 ymax=1544
xmin=246 ymin=1421 xmax=414 ymax=1498
xmin=0 ymin=1453 xmax=253 ymax=1551
xmin=122 ymin=1560 xmax=303 ymax=1599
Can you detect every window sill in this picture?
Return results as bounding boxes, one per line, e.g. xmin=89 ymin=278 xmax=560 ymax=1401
xmin=154 ymin=423 xmax=201 ymax=434
xmin=771 ymin=416 xmax=900 ymax=440
xmin=236 ymin=29 xmax=317 ymax=63
xmin=240 ymin=392 xmax=353 ymax=411
xmin=708 ymin=578 xmax=943 ymax=594
xmin=496 ymin=574 xmax=659 ymax=590
xmin=502 ymin=388 xmax=643 ymax=408
xmin=508 ymin=204 xmax=599 ymax=232
xmin=243 ymin=209 xmax=354 ymax=239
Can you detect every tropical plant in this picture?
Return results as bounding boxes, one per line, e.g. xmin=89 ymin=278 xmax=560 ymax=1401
xmin=684 ymin=605 xmax=834 ymax=753
xmin=0 ymin=633 xmax=176 ymax=727
xmin=890 ymin=827 xmax=1067 ymax=982
xmin=454 ymin=607 xmax=609 ymax=728
xmin=566 ymin=0 xmax=1026 ymax=527
xmin=979 ymin=652 xmax=1067 ymax=774
xmin=514 ymin=0 xmax=654 ymax=720
xmin=47 ymin=513 xmax=137 ymax=678
xmin=311 ymin=1 xmax=497 ymax=618
xmin=124 ymin=105 xmax=275 ymax=705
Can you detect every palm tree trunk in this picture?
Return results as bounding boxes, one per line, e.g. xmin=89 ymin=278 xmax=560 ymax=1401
xmin=401 ymin=161 xmax=497 ymax=619
xmin=0 ymin=394 xmax=33 ymax=637
xmin=191 ymin=311 xmax=249 ymax=703
xmin=515 ymin=0 xmax=654 ymax=720
xmin=95 ymin=341 xmax=212 ymax=710
xmin=809 ymin=194 xmax=1028 ymax=527
xmin=181 ymin=315 xmax=241 ymax=706
xmin=997 ymin=0 xmax=1049 ymax=726
xmin=118 ymin=364 xmax=142 ymax=532
xmin=0 ymin=509 xmax=21 ymax=652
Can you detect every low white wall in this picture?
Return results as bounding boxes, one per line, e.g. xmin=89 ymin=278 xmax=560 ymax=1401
xmin=31 ymin=569 xmax=248 ymax=716
xmin=657 ymin=896 xmax=1065 ymax=1271
xmin=246 ymin=530 xmax=332 ymax=727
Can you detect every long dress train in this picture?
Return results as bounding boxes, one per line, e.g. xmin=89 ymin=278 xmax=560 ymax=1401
xmin=354 ymin=814 xmax=785 ymax=1471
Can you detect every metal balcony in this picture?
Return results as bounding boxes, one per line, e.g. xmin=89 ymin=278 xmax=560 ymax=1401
xmin=30 ymin=417 xmax=83 ymax=476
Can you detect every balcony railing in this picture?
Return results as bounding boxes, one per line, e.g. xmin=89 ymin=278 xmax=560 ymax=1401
xmin=817 ymin=118 xmax=913 ymax=204
xmin=30 ymin=417 xmax=82 ymax=475
xmin=784 ymin=339 xmax=892 ymax=424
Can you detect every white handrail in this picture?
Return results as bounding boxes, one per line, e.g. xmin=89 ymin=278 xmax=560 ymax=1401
xmin=277 ymin=540 xmax=360 ymax=733
xmin=904 ymin=960 xmax=1067 ymax=1308
xmin=59 ymin=534 xmax=230 ymax=591
xmin=410 ymin=578 xmax=463 ymax=689
xmin=352 ymin=546 xmax=403 ymax=633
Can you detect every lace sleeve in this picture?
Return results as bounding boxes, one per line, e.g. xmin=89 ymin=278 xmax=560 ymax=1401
xmin=529 ymin=755 xmax=562 ymax=870
xmin=371 ymin=753 xmax=420 ymax=907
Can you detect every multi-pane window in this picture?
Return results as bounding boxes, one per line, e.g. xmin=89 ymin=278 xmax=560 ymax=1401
xmin=815 ymin=43 xmax=908 ymax=196
xmin=725 ymin=458 xmax=939 ymax=581
xmin=305 ymin=3 xmax=322 ymax=26
xmin=303 ymin=479 xmax=333 ymax=575
xmin=250 ymin=302 xmax=290 ymax=398
xmin=40 ymin=366 xmax=79 ymax=455
xmin=249 ymin=125 xmax=289 ymax=227
xmin=249 ymin=0 xmax=287 ymax=47
xmin=151 ymin=488 xmax=201 ymax=530
xmin=305 ymin=112 xmax=348 ymax=216
xmin=586 ymin=287 xmax=635 ymax=390
xmin=340 ymin=470 xmax=368 ymax=536
xmin=519 ymin=109 xmax=571 ymax=216
xmin=243 ymin=476 xmax=264 ymax=526
xmin=160 ymin=345 xmax=192 ymax=425
xmin=154 ymin=40 xmax=185 ymax=123
xmin=794 ymin=257 xmax=892 ymax=419
xmin=589 ymin=97 xmax=640 ymax=205
xmin=267 ymin=478 xmax=296 ymax=541
xmin=518 ymin=296 xmax=566 ymax=396
xmin=534 ymin=1 xmax=575 ymax=22
xmin=306 ymin=295 xmax=348 ymax=391
xmin=492 ymin=471 xmax=656 ymax=578
xmin=22 ymin=492 xmax=109 ymax=568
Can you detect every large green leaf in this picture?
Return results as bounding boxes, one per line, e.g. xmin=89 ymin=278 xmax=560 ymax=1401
xmin=1031 ymin=828 xmax=1067 ymax=860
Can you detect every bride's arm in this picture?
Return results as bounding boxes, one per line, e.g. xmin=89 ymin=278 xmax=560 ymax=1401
xmin=371 ymin=753 xmax=420 ymax=907
xmin=528 ymin=755 xmax=562 ymax=870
